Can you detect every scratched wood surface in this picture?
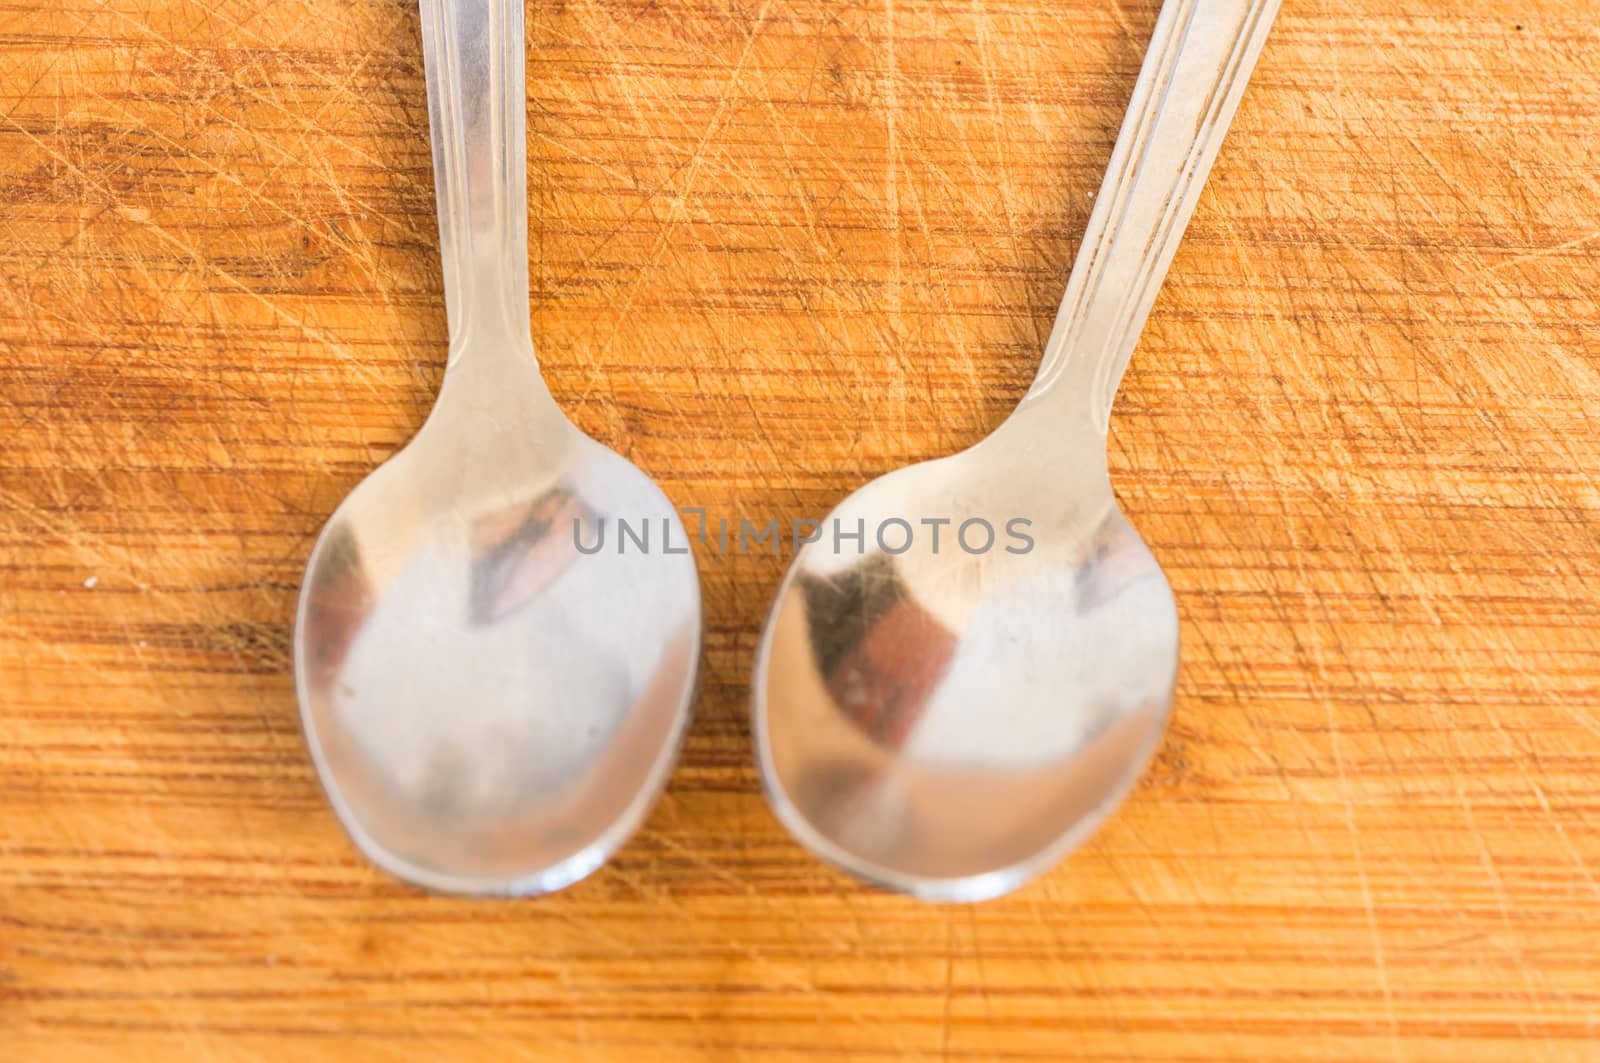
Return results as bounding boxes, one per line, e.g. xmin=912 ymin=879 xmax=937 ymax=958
xmin=3 ymin=0 xmax=1599 ymax=1058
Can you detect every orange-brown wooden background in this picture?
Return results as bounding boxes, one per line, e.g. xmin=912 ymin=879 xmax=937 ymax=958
xmin=3 ymin=1 xmax=1599 ymax=1059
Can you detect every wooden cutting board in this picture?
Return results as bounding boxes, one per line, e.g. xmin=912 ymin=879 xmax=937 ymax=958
xmin=3 ymin=1 xmax=1598 ymax=1059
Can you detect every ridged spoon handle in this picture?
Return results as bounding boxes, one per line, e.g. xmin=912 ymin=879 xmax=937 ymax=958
xmin=1029 ymin=0 xmax=1281 ymax=428
xmin=420 ymin=0 xmax=533 ymax=359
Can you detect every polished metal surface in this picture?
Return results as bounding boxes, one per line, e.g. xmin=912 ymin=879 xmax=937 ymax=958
xmin=293 ymin=0 xmax=700 ymax=896
xmin=753 ymin=0 xmax=1282 ymax=901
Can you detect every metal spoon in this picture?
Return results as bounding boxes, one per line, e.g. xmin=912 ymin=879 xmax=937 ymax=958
xmin=753 ymin=0 xmax=1281 ymax=901
xmin=294 ymin=0 xmax=700 ymax=896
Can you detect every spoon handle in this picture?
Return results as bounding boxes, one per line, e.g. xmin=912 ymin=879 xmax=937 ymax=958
xmin=420 ymin=0 xmax=532 ymax=355
xmin=1028 ymin=0 xmax=1280 ymax=427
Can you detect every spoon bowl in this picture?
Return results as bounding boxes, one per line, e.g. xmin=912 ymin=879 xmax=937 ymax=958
xmin=297 ymin=375 xmax=699 ymax=895
xmin=754 ymin=404 xmax=1177 ymax=900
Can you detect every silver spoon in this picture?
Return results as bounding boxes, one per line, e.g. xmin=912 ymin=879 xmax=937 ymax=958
xmin=294 ymin=0 xmax=700 ymax=896
xmin=753 ymin=0 xmax=1281 ymax=901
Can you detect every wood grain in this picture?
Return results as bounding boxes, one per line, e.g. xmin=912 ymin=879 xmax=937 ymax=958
xmin=3 ymin=0 xmax=1599 ymax=1059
